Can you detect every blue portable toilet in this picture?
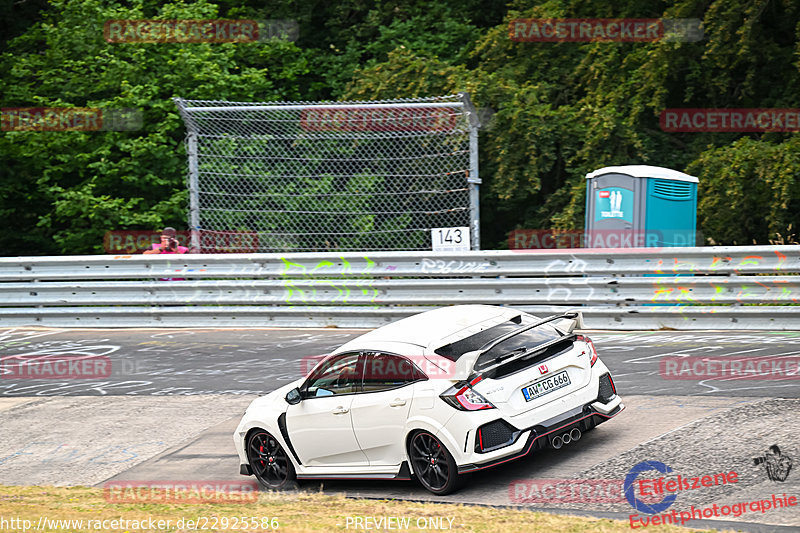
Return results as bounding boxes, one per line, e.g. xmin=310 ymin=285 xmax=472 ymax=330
xmin=584 ymin=165 xmax=698 ymax=248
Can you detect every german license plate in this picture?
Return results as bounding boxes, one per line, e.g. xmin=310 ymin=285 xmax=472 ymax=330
xmin=522 ymin=370 xmax=570 ymax=402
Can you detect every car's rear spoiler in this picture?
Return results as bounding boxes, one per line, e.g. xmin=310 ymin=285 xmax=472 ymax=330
xmin=452 ymin=311 xmax=584 ymax=380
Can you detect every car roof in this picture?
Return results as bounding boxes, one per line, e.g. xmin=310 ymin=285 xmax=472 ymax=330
xmin=334 ymin=304 xmax=525 ymax=353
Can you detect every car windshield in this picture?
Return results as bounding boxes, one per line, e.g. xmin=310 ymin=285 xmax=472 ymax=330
xmin=434 ymin=316 xmax=562 ymax=362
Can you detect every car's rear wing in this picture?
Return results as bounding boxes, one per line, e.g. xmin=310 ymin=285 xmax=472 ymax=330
xmin=452 ymin=311 xmax=584 ymax=380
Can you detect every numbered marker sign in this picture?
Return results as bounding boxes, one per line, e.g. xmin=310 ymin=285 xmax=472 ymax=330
xmin=431 ymin=227 xmax=470 ymax=252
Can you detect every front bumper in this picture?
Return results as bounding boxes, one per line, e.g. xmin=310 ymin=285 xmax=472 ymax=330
xmin=457 ymin=397 xmax=624 ymax=474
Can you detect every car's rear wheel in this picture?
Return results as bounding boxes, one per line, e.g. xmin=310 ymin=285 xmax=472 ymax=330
xmin=246 ymin=430 xmax=296 ymax=490
xmin=409 ymin=431 xmax=465 ymax=495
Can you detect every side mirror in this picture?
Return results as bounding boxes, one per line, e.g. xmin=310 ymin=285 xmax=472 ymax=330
xmin=285 ymin=387 xmax=302 ymax=405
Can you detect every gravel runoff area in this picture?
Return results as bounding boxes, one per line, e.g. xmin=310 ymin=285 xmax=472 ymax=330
xmin=0 ymin=395 xmax=256 ymax=486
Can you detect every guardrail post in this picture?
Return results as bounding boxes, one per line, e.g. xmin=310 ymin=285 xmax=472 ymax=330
xmin=461 ymin=92 xmax=481 ymax=250
xmin=187 ymin=132 xmax=200 ymax=251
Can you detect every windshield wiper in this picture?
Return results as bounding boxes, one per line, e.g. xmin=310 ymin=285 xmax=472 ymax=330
xmin=478 ymin=335 xmax=575 ymax=373
xmin=491 ymin=346 xmax=527 ymax=364
xmin=477 ymin=312 xmax=578 ymax=356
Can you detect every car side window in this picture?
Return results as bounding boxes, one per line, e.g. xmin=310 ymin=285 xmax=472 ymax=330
xmin=304 ymin=353 xmax=362 ymax=397
xmin=361 ymin=353 xmax=425 ymax=393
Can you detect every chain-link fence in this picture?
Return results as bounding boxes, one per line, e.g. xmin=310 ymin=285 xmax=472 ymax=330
xmin=174 ymin=94 xmax=481 ymax=252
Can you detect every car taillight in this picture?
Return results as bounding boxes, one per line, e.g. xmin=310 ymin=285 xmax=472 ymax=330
xmin=440 ymin=382 xmax=495 ymax=411
xmin=576 ymin=335 xmax=599 ymax=367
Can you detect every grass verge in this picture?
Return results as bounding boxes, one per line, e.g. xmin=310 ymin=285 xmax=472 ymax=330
xmin=0 ymin=485 xmax=730 ymax=532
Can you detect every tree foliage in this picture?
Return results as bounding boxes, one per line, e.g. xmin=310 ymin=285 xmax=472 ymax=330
xmin=1 ymin=0 xmax=310 ymax=253
xmin=1 ymin=0 xmax=799 ymax=254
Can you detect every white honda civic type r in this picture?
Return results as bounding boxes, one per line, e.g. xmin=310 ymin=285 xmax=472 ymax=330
xmin=234 ymin=305 xmax=624 ymax=495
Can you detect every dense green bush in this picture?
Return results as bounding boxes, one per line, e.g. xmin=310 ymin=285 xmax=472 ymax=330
xmin=1 ymin=0 xmax=798 ymax=254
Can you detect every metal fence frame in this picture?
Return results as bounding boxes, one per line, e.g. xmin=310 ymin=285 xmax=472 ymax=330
xmin=174 ymin=94 xmax=482 ymax=253
xmin=1 ymin=246 xmax=799 ymax=330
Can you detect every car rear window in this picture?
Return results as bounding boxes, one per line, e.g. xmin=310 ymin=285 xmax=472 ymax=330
xmin=475 ymin=325 xmax=562 ymax=367
xmin=434 ymin=316 xmax=560 ymax=362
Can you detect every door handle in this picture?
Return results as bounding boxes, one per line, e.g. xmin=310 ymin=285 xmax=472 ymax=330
xmin=389 ymin=399 xmax=406 ymax=407
xmin=332 ymin=406 xmax=349 ymax=415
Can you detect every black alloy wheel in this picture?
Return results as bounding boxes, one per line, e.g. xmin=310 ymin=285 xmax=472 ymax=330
xmin=247 ymin=430 xmax=296 ymax=490
xmin=409 ymin=431 xmax=465 ymax=495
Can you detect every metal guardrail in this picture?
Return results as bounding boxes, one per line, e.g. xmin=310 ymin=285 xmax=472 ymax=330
xmin=0 ymin=246 xmax=798 ymax=329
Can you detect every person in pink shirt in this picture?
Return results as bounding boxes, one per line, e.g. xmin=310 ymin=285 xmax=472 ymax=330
xmin=143 ymin=227 xmax=189 ymax=255
xmin=142 ymin=227 xmax=189 ymax=281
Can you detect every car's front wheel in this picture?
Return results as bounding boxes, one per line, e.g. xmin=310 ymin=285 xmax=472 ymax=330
xmin=246 ymin=430 xmax=296 ymax=490
xmin=408 ymin=431 xmax=465 ymax=495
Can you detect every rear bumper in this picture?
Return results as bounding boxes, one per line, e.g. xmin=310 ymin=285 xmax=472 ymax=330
xmin=457 ymin=398 xmax=624 ymax=474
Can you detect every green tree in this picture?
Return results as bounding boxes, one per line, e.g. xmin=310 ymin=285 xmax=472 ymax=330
xmin=345 ymin=0 xmax=800 ymax=247
xmin=0 ymin=0 xmax=310 ymax=254
xmin=4 ymin=0 xmax=800 ymax=253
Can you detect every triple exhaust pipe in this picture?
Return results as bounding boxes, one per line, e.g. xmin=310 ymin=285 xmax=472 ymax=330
xmin=550 ymin=428 xmax=582 ymax=449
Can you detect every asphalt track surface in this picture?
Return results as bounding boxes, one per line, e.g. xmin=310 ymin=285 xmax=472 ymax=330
xmin=2 ymin=328 xmax=799 ymax=397
xmin=1 ymin=327 xmax=798 ymax=532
